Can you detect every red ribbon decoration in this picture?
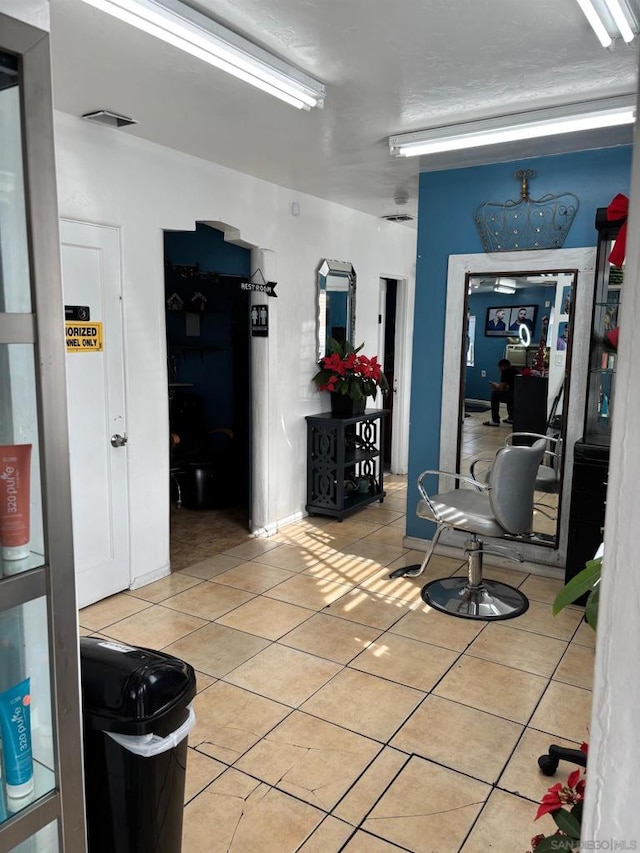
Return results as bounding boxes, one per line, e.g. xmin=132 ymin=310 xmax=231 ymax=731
xmin=607 ymin=193 xmax=628 ymax=268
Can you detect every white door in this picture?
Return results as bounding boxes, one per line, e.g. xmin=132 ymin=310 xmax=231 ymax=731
xmin=60 ymin=220 xmax=130 ymax=608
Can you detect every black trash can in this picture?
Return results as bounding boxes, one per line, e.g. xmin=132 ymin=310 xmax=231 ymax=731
xmin=79 ymin=637 xmax=196 ymax=853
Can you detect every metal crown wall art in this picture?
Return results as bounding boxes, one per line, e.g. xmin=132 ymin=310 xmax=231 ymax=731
xmin=475 ymin=170 xmax=579 ymax=252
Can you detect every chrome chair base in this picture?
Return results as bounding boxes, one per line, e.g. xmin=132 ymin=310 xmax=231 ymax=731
xmin=421 ymin=577 xmax=529 ymax=621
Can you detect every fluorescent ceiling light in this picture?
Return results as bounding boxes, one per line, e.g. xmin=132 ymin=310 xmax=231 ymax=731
xmin=494 ymin=279 xmax=517 ymax=294
xmin=575 ymin=0 xmax=638 ymax=47
xmin=78 ymin=0 xmax=325 ymax=110
xmin=389 ymin=96 xmax=636 ymax=158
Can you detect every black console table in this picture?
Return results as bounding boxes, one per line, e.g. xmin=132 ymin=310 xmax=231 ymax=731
xmin=305 ymin=409 xmax=386 ymax=520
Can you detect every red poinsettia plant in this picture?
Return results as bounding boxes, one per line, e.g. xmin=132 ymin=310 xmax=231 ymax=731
xmin=312 ymin=339 xmax=390 ymax=402
xmin=526 ymin=744 xmax=588 ymax=853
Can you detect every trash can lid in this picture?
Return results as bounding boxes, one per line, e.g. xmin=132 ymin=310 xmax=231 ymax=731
xmin=79 ymin=637 xmax=196 ymax=735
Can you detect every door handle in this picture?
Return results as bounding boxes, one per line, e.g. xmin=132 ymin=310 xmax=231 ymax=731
xmin=110 ymin=433 xmax=128 ymax=448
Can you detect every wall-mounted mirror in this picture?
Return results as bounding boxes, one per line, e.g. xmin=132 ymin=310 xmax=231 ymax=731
xmin=316 ymin=259 xmax=356 ymax=361
xmin=440 ymin=248 xmax=596 ymax=570
xmin=463 ymin=270 xmax=576 ymax=547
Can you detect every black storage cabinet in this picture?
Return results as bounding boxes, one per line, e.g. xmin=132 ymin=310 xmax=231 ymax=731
xmin=79 ymin=637 xmax=196 ymax=853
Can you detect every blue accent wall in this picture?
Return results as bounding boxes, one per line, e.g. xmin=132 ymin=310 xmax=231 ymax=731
xmin=407 ymin=146 xmax=632 ymax=540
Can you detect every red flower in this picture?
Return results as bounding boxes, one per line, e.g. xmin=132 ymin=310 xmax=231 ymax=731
xmin=535 ymin=771 xmax=585 ymax=820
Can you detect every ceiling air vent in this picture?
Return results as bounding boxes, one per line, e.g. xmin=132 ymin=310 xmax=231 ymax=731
xmin=82 ymin=110 xmax=138 ymax=129
xmin=381 ymin=213 xmax=415 ymax=223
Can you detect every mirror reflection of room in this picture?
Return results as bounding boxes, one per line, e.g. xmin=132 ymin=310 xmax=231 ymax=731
xmin=316 ymin=259 xmax=356 ymax=361
xmin=461 ymin=270 xmax=576 ymax=544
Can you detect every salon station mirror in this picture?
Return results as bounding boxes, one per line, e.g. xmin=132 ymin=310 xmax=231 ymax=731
xmin=316 ymin=259 xmax=356 ymax=360
xmin=439 ymin=248 xmax=597 ymax=570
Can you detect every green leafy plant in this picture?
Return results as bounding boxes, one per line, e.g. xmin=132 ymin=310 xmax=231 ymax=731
xmin=312 ymin=339 xmax=390 ymax=402
xmin=553 ymin=556 xmax=601 ymax=631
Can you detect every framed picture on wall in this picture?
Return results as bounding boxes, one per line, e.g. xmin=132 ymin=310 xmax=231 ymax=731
xmin=484 ymin=306 xmax=510 ymax=336
xmin=507 ymin=305 xmax=537 ymax=335
xmin=485 ymin=305 xmax=538 ymax=337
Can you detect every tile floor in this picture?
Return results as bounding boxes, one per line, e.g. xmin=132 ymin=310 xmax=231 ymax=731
xmin=79 ymin=475 xmax=594 ymax=853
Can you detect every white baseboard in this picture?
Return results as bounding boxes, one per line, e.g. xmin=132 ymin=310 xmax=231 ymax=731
xmin=130 ymin=563 xmax=170 ymax=589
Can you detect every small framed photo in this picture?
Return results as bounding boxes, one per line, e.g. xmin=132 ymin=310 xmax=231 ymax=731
xmin=557 ymin=322 xmax=569 ymax=351
xmin=561 ymin=286 xmax=572 ymax=316
xmin=485 ymin=306 xmax=510 ymax=336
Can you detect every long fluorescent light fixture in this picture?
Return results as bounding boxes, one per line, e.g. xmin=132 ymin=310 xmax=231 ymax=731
xmin=389 ymin=96 xmax=636 ymax=158
xmin=576 ymin=0 xmax=638 ymax=47
xmin=78 ymin=0 xmax=325 ymax=110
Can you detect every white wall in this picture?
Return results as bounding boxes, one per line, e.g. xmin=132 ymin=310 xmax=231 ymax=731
xmin=53 ymin=112 xmax=416 ymax=584
xmin=0 ymin=0 xmax=49 ymax=29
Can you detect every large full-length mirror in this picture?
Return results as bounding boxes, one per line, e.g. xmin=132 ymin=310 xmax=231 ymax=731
xmin=316 ymin=259 xmax=356 ymax=361
xmin=440 ymin=248 xmax=596 ymax=570
xmin=462 ymin=270 xmax=576 ymax=545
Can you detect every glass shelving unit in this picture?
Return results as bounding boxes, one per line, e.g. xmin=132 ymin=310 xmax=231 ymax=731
xmin=0 ymin=13 xmax=86 ymax=853
xmin=584 ymin=209 xmax=623 ymax=445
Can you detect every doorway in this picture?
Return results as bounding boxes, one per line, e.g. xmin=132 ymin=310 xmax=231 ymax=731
xmin=379 ymin=278 xmax=398 ymax=469
xmin=164 ymin=223 xmax=252 ymax=570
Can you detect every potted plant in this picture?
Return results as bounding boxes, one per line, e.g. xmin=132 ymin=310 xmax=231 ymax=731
xmin=312 ymin=339 xmax=390 ymax=417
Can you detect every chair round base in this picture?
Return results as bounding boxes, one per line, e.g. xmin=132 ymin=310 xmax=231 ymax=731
xmin=421 ymin=576 xmax=529 ymax=621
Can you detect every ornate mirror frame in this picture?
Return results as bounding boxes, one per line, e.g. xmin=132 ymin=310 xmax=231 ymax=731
xmin=316 ymin=259 xmax=356 ymax=361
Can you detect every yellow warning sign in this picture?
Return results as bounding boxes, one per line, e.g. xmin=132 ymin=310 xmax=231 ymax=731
xmin=65 ymin=321 xmax=103 ymax=353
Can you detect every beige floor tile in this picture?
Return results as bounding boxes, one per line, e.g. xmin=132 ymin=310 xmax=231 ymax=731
xmin=212 ymin=561 xmax=296 ymax=593
xmin=553 ymin=642 xmax=595 ymax=690
xmin=162 ymin=581 xmax=254 ymax=621
xmin=223 ymin=538 xmax=284 ymax=560
xmin=194 ymin=671 xmax=215 ymax=693
xmin=467 ymin=622 xmax=568 ymax=677
xmin=433 ymin=655 xmax=547 ymax=724
xmin=333 ymin=747 xmax=408 ymax=826
xmin=391 ymin=694 xmax=522 ymax=784
xmin=300 ymin=668 xmax=424 ymax=742
xmin=341 ymin=831 xmax=406 ymax=851
xmin=105 ymin=604 xmax=207 ymax=649
xmin=342 ymin=540 xmax=409 ymax=567
xmin=349 ymin=633 xmax=457 ymax=691
xmin=519 ymin=573 xmax=566 ymax=604
xmin=572 ymin=620 xmax=595 ymax=648
xmin=388 ymin=517 xmax=407 ymax=529
xmin=78 ymin=626 xmax=92 ymax=636
xmin=127 ymin=573 xmax=203 ymax=603
xmin=297 ymin=817 xmax=353 ymax=853
xmin=361 ymin=527 xmax=409 ymax=548
xmin=508 ymin=598 xmax=584 ymax=641
xmin=498 ymin=727 xmax=582 ymax=802
xmin=182 ymin=768 xmax=324 ymax=853
xmin=225 ymin=643 xmax=342 ymax=707
xmin=191 ymin=681 xmax=290 ymax=764
xmin=215 ymin=596 xmax=314 ymax=640
xmin=163 ymin=622 xmax=270 ymax=677
xmin=280 ymin=612 xmax=382 ymax=664
xmin=235 ymin=711 xmax=380 ymax=810
xmin=325 ymin=589 xmax=411 ymax=631
xmin=361 ymin=756 xmax=490 ymax=853
xmin=389 ymin=604 xmax=485 ymax=652
xmin=178 ymin=553 xmax=244 ymax=580
xmin=460 ymin=788 xmax=556 ymax=853
xmin=356 ymin=507 xmax=404 ymax=525
xmin=251 ymin=543 xmax=324 ymax=572
xmin=264 ymin=573 xmax=353 ymax=611
xmin=184 ymin=748 xmax=226 ymax=803
xmin=321 ymin=518 xmax=385 ymax=538
xmin=529 ymin=681 xmax=593 ymax=742
xmin=79 ymin=593 xmax=151 ymax=631
xmin=302 ymin=552 xmax=383 ymax=586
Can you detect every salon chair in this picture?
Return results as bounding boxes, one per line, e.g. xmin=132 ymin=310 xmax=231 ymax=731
xmin=472 ymin=432 xmax=562 ymax=519
xmin=538 ymin=745 xmax=587 ymax=776
xmin=388 ymin=439 xmax=546 ymax=620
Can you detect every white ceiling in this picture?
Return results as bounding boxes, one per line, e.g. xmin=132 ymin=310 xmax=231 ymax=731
xmin=49 ymin=0 xmax=639 ymax=223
